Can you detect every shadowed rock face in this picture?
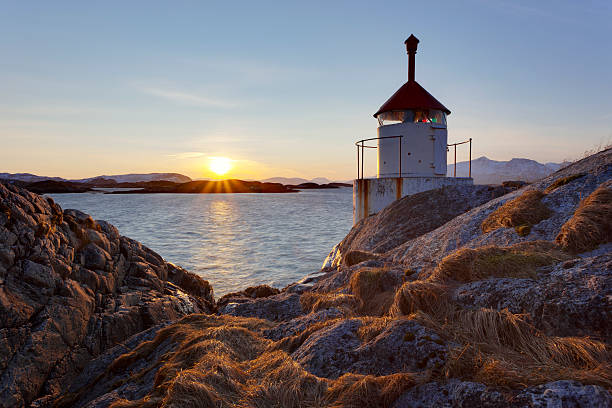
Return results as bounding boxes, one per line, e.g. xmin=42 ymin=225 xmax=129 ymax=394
xmin=0 ymin=182 xmax=215 ymax=407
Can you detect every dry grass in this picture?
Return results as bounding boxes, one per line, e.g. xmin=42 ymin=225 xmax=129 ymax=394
xmin=324 ymin=373 xmax=418 ymax=408
xmin=481 ymin=190 xmax=551 ymax=234
xmin=388 ymin=280 xmax=450 ymax=318
xmin=101 ymin=314 xmax=427 ymax=408
xmin=429 ymin=241 xmax=570 ymax=282
xmin=408 ymin=308 xmax=611 ymax=390
xmin=545 ymin=173 xmax=586 ymax=193
xmin=85 ymin=296 xmax=611 ymax=408
xmin=271 ymin=318 xmax=345 ymax=354
xmin=300 ymin=292 xmax=358 ymax=314
xmin=342 ymin=250 xmax=380 ymax=267
xmin=349 ymin=267 xmax=400 ymax=316
xmin=556 ymin=185 xmax=612 ymax=253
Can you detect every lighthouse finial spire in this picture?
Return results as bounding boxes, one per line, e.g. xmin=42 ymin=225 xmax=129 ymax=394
xmin=404 ymin=34 xmax=419 ymax=82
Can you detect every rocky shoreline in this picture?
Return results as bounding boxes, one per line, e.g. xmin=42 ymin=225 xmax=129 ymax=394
xmin=0 ymin=148 xmax=611 ymax=407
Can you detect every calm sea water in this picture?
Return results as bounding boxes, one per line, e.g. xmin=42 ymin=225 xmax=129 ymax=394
xmin=48 ymin=189 xmax=353 ymax=297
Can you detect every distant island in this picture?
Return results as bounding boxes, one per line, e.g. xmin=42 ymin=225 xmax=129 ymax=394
xmin=1 ymin=158 xmax=574 ymax=194
xmin=0 ymin=172 xmax=352 ymax=194
xmin=107 ymin=179 xmax=298 ymax=194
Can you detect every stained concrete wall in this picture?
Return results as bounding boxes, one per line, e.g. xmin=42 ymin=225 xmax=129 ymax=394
xmin=353 ymin=176 xmax=473 ymax=224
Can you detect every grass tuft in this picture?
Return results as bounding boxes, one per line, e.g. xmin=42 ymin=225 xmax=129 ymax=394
xmin=388 ymin=280 xmax=450 ymax=318
xmin=300 ymin=292 xmax=358 ymax=314
xmin=556 ymin=185 xmax=612 ymax=253
xmin=430 ymin=241 xmax=569 ymax=282
xmin=545 ymin=173 xmax=586 ymax=193
xmin=343 ymin=250 xmax=380 ymax=267
xmin=514 ymin=224 xmax=531 ymax=237
xmin=481 ymin=190 xmax=551 ymax=234
xmin=324 ymin=372 xmax=418 ymax=408
xmin=349 ymin=268 xmax=399 ymax=316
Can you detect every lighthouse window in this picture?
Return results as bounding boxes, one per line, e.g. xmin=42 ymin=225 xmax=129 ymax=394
xmin=429 ymin=110 xmax=446 ymax=125
xmin=377 ymin=111 xmax=405 ymax=126
xmin=377 ymin=110 xmax=446 ymax=126
xmin=414 ymin=110 xmax=446 ymax=125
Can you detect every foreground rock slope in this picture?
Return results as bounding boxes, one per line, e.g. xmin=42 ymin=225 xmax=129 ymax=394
xmin=0 ymin=183 xmax=214 ymax=407
xmin=1 ymin=147 xmax=611 ymax=408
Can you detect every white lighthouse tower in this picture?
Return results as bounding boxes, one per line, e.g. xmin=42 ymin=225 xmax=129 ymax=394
xmin=353 ymin=35 xmax=473 ymax=223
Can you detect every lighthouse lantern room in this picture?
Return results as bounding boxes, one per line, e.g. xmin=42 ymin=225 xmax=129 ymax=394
xmin=353 ymin=35 xmax=473 ymax=223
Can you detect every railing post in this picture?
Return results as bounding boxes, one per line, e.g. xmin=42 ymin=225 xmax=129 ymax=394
xmin=361 ymin=141 xmax=364 ymax=180
xmin=357 ymin=145 xmax=360 ymax=180
xmin=469 ymin=138 xmax=472 ymax=179
xmin=454 ymin=144 xmax=457 ymax=177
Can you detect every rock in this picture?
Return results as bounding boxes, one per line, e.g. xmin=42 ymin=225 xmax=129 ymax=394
xmin=49 ymin=323 xmax=171 ymax=408
xmin=323 ymin=184 xmax=512 ymax=267
xmin=502 ymin=180 xmax=529 ymax=189
xmin=292 ymin=318 xmax=446 ymax=379
xmin=219 ymin=292 xmax=303 ymax=322
xmin=0 ymin=182 xmax=215 ymax=406
xmin=263 ymin=307 xmax=345 ymax=341
xmin=392 ymin=380 xmax=612 ymax=407
xmin=392 ymin=380 xmax=509 ymax=408
xmin=514 ymin=380 xmax=612 ymax=408
xmin=453 ymin=252 xmax=612 ymax=341
xmin=217 ymin=284 xmax=280 ymax=307
xmin=387 ymin=148 xmax=612 ymax=273
xmin=1 ymin=148 xmax=611 ymax=408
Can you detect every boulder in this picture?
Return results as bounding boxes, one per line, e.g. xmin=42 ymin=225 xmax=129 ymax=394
xmin=219 ymin=292 xmax=303 ymax=322
xmin=292 ymin=318 xmax=446 ymax=379
xmin=0 ymin=182 xmax=215 ymax=407
xmin=453 ymin=251 xmax=612 ymax=341
xmin=323 ymin=184 xmax=511 ymax=268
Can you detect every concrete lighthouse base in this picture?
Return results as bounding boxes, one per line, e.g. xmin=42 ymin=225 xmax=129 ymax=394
xmin=353 ymin=176 xmax=473 ymax=224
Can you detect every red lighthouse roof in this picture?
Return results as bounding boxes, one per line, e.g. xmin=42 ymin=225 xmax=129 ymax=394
xmin=374 ymin=35 xmax=450 ymax=117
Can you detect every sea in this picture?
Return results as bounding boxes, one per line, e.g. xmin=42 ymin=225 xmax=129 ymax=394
xmin=48 ymin=188 xmax=353 ymax=297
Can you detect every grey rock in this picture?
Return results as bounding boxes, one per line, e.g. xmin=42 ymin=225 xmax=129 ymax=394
xmin=393 ymin=379 xmax=612 ymax=407
xmin=292 ymin=318 xmax=447 ymax=379
xmin=0 ymin=182 xmax=215 ymax=407
xmin=379 ymin=149 xmax=612 ymax=274
xmin=393 ymin=380 xmax=508 ymax=408
xmin=263 ymin=307 xmax=345 ymax=341
xmin=219 ymin=292 xmax=303 ymax=322
xmin=454 ymin=253 xmax=612 ymax=341
xmin=514 ymin=380 xmax=612 ymax=408
xmin=323 ymin=184 xmax=512 ymax=268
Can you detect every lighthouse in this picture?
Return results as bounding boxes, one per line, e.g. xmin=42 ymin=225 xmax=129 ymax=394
xmin=353 ymin=35 xmax=473 ymax=223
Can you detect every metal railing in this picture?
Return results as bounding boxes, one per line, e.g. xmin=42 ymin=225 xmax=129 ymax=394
xmin=448 ymin=138 xmax=472 ymax=178
xmin=354 ymin=136 xmax=473 ymax=180
xmin=355 ymin=136 xmax=402 ymax=180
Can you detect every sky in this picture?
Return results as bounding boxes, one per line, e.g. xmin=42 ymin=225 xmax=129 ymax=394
xmin=1 ymin=0 xmax=611 ymax=181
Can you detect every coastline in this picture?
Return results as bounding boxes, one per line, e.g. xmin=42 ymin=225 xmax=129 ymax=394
xmin=0 ymin=147 xmax=610 ymax=407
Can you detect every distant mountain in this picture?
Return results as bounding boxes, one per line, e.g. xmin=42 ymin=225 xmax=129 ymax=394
xmin=0 ymin=172 xmax=192 ymax=185
xmin=262 ymin=177 xmax=332 ymax=185
xmin=310 ymin=177 xmax=332 ymax=184
xmin=73 ymin=173 xmax=192 ymax=184
xmin=447 ymin=156 xmax=570 ymax=185
xmin=0 ymin=173 xmax=66 ymax=183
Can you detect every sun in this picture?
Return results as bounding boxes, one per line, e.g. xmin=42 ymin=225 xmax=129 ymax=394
xmin=209 ymin=157 xmax=232 ymax=176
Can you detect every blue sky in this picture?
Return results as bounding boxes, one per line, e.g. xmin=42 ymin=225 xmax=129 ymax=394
xmin=1 ymin=0 xmax=611 ymax=180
